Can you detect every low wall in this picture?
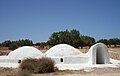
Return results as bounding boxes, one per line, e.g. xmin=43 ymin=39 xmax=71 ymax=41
xmin=0 ymin=56 xmax=22 ymax=63
xmin=0 ymin=59 xmax=19 ymax=63
xmin=51 ymin=56 xmax=89 ymax=64
xmin=51 ymin=57 xmax=62 ymax=64
xmin=64 ymin=56 xmax=89 ymax=64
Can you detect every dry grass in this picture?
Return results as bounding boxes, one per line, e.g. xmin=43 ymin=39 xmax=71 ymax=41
xmin=37 ymin=57 xmax=55 ymax=73
xmin=20 ymin=58 xmax=39 ymax=72
xmin=109 ymin=48 xmax=120 ymax=53
xmin=20 ymin=57 xmax=55 ymax=74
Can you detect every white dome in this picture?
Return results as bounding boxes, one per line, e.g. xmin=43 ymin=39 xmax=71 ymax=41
xmin=45 ymin=44 xmax=82 ymax=57
xmin=8 ymin=46 xmax=43 ymax=59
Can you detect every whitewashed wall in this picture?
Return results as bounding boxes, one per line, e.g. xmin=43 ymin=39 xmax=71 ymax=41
xmin=63 ymin=56 xmax=89 ymax=64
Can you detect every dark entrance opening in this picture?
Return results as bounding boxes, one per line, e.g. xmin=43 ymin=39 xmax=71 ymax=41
xmin=96 ymin=46 xmax=105 ymax=64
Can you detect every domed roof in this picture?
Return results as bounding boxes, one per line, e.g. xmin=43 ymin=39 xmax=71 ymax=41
xmin=45 ymin=44 xmax=82 ymax=57
xmin=8 ymin=46 xmax=43 ymax=59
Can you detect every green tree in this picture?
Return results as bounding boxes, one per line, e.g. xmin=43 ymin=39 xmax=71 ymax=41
xmin=80 ymin=35 xmax=95 ymax=47
xmin=79 ymin=37 xmax=85 ymax=49
xmin=47 ymin=29 xmax=81 ymax=48
xmin=109 ymin=38 xmax=120 ymax=47
xmin=9 ymin=41 xmax=18 ymax=50
xmin=1 ymin=39 xmax=33 ymax=50
xmin=97 ymin=39 xmax=108 ymax=45
xmin=35 ymin=42 xmax=47 ymax=49
xmin=16 ymin=39 xmax=33 ymax=46
xmin=48 ymin=32 xmax=60 ymax=46
xmin=23 ymin=39 xmax=33 ymax=46
xmin=70 ymin=29 xmax=81 ymax=48
xmin=47 ymin=29 xmax=96 ymax=48
xmin=1 ymin=40 xmax=12 ymax=47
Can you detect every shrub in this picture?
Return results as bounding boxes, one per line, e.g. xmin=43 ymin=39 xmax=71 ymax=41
xmin=37 ymin=57 xmax=55 ymax=73
xmin=20 ymin=57 xmax=55 ymax=74
xmin=20 ymin=58 xmax=39 ymax=72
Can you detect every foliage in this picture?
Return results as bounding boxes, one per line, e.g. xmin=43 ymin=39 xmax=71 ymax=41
xmin=9 ymin=41 xmax=19 ymax=50
xmin=70 ymin=29 xmax=81 ymax=48
xmin=35 ymin=42 xmax=47 ymax=49
xmin=35 ymin=42 xmax=46 ymax=46
xmin=80 ymin=35 xmax=95 ymax=48
xmin=20 ymin=57 xmax=55 ymax=74
xmin=47 ymin=29 xmax=81 ymax=48
xmin=17 ymin=39 xmax=33 ymax=46
xmin=1 ymin=39 xmax=33 ymax=50
xmin=97 ymin=39 xmax=109 ymax=45
xmin=108 ymin=38 xmax=120 ymax=47
xmin=97 ymin=38 xmax=120 ymax=47
xmin=1 ymin=40 xmax=12 ymax=47
xmin=0 ymin=29 xmax=119 ymax=49
xmin=47 ymin=29 xmax=95 ymax=48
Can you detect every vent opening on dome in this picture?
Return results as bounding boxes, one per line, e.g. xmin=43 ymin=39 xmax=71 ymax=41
xmin=18 ymin=60 xmax=21 ymax=63
xmin=60 ymin=58 xmax=63 ymax=62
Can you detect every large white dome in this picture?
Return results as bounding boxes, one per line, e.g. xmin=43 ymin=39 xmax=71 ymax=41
xmin=45 ymin=44 xmax=82 ymax=57
xmin=8 ymin=46 xmax=43 ymax=59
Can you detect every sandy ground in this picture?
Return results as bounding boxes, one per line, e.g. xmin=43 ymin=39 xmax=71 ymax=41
xmin=0 ymin=48 xmax=120 ymax=76
xmin=0 ymin=67 xmax=120 ymax=76
xmin=32 ymin=67 xmax=120 ymax=76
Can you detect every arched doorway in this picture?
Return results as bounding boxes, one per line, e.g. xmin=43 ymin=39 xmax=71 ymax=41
xmin=96 ymin=46 xmax=105 ymax=64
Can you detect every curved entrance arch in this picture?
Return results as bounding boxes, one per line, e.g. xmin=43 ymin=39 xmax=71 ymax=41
xmin=88 ymin=43 xmax=110 ymax=64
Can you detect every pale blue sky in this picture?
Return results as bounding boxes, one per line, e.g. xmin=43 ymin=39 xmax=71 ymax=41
xmin=0 ymin=0 xmax=120 ymax=43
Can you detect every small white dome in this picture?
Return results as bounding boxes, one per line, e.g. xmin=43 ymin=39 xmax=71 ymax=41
xmin=45 ymin=44 xmax=82 ymax=57
xmin=8 ymin=46 xmax=43 ymax=59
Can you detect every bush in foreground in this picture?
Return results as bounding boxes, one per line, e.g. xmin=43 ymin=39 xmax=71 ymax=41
xmin=37 ymin=57 xmax=55 ymax=73
xmin=20 ymin=57 xmax=55 ymax=73
xmin=20 ymin=58 xmax=38 ymax=72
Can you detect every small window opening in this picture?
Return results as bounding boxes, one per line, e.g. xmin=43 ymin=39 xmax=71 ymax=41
xmin=18 ymin=60 xmax=21 ymax=63
xmin=60 ymin=58 xmax=63 ymax=62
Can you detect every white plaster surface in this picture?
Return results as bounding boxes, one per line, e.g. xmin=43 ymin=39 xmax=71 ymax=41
xmin=8 ymin=46 xmax=43 ymax=59
xmin=45 ymin=44 xmax=82 ymax=57
xmin=87 ymin=43 xmax=110 ymax=64
xmin=55 ymin=58 xmax=120 ymax=70
xmin=63 ymin=56 xmax=89 ymax=64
